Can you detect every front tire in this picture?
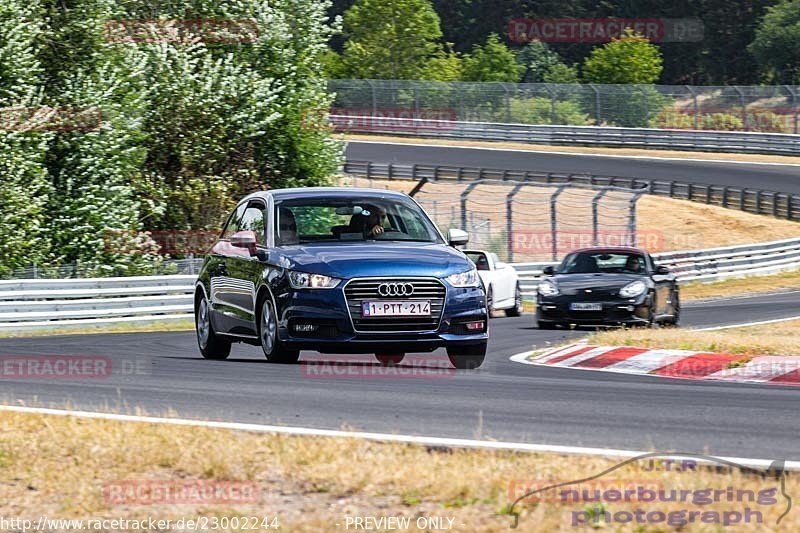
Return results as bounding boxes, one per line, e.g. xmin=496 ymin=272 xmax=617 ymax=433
xmin=196 ymin=296 xmax=231 ymax=360
xmin=259 ymin=297 xmax=300 ymax=364
xmin=447 ymin=343 xmax=486 ymax=369
xmin=505 ymin=283 xmax=523 ymax=317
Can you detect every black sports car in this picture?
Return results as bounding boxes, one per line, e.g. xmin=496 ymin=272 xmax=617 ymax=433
xmin=536 ymin=247 xmax=679 ymax=328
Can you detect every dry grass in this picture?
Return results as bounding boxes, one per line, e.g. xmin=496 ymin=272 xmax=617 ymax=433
xmin=638 ymin=196 xmax=800 ymax=251
xmin=682 ymin=271 xmax=800 ymax=301
xmin=589 ymin=320 xmax=800 ymax=356
xmin=344 ymin=133 xmax=800 ymax=165
xmin=0 ymin=409 xmax=796 ymax=531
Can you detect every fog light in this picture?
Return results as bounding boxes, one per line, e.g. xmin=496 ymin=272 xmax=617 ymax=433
xmin=293 ymin=323 xmax=318 ymax=333
xmin=466 ymin=321 xmax=485 ymax=331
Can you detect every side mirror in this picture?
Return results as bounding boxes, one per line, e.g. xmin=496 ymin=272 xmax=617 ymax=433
xmin=655 ymin=265 xmax=670 ymax=275
xmin=230 ymin=230 xmax=258 ymax=256
xmin=542 ymin=266 xmax=555 ymax=276
xmin=448 ymin=228 xmax=469 ymax=246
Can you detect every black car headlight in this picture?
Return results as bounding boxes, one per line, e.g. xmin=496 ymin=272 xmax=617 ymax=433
xmin=538 ymin=280 xmax=559 ymax=297
xmin=289 ymin=271 xmax=341 ymax=289
xmin=619 ymin=280 xmax=647 ymax=298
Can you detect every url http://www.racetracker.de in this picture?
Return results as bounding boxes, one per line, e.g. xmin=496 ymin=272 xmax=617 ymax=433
xmin=0 ymin=515 xmax=281 ymax=531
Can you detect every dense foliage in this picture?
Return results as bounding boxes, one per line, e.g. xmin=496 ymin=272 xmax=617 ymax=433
xmin=330 ymin=0 xmax=796 ymax=85
xmin=0 ymin=0 xmax=341 ymax=276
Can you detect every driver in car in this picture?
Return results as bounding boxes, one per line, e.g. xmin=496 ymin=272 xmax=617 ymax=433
xmin=349 ymin=205 xmax=388 ymax=237
xmin=624 ymin=255 xmax=644 ymax=274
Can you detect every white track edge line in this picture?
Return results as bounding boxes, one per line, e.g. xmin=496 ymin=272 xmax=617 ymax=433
xmin=347 ymin=139 xmax=800 ymax=168
xmin=695 ymin=315 xmax=800 ymax=331
xmin=1 ymin=405 xmax=797 ymax=471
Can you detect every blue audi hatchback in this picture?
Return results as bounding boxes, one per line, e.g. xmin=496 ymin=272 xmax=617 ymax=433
xmin=194 ymin=188 xmax=489 ymax=369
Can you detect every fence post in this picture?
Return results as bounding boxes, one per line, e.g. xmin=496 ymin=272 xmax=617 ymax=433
xmin=722 ymin=186 xmax=729 ymax=208
xmin=506 ymin=183 xmax=525 ymax=263
xmin=592 ymin=189 xmax=609 ymax=246
xmin=786 ymin=85 xmax=799 ymax=134
xmin=461 ymin=181 xmax=482 ymax=231
xmin=589 ymin=84 xmax=601 ymax=124
xmin=550 ymin=186 xmax=567 ymax=261
xmin=629 ymin=192 xmax=645 ymax=247
xmin=686 ymin=85 xmax=699 ymax=129
xmin=733 ymin=86 xmax=747 ymax=131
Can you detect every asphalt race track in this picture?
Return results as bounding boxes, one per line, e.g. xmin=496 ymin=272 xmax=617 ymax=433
xmin=2 ymin=290 xmax=800 ymax=460
xmin=345 ymin=140 xmax=800 ymax=193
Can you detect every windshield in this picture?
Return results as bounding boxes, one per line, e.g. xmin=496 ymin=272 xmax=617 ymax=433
xmin=274 ymin=196 xmax=443 ymax=245
xmin=558 ymin=251 xmax=647 ymax=275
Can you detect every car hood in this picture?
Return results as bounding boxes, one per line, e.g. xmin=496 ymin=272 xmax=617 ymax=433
xmin=550 ymin=273 xmax=647 ymax=292
xmin=275 ymin=242 xmax=473 ymax=279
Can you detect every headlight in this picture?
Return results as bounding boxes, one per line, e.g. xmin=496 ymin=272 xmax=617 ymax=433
xmin=289 ymin=271 xmax=341 ymax=289
xmin=619 ymin=280 xmax=647 ymax=298
xmin=446 ymin=268 xmax=480 ymax=288
xmin=538 ymin=280 xmax=559 ymax=297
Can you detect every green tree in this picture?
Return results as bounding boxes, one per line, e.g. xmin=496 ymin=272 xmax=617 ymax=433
xmin=0 ymin=0 xmax=52 ymax=276
xmin=461 ymin=33 xmax=523 ymax=82
xmin=340 ymin=0 xmax=443 ymax=79
xmin=582 ymin=30 xmax=663 ymax=84
xmin=543 ymin=63 xmax=580 ymax=84
xmin=421 ymin=44 xmax=462 ymax=81
xmin=516 ymin=41 xmax=562 ymax=83
xmin=749 ymin=0 xmax=800 ymax=83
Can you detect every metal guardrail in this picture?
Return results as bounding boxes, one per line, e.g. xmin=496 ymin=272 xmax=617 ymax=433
xmin=343 ymin=160 xmax=800 ymax=221
xmin=515 ymin=237 xmax=800 ymax=297
xmin=0 ymin=275 xmax=196 ymax=331
xmin=3 ymin=237 xmax=800 ymax=329
xmin=333 ymin=115 xmax=800 ymax=156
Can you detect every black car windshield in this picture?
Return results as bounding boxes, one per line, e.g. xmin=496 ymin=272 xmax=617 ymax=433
xmin=558 ymin=251 xmax=647 ymax=275
xmin=274 ymin=196 xmax=444 ymax=245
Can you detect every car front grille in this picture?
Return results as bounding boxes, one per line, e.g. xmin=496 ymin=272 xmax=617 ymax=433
xmin=344 ymin=278 xmax=446 ymax=332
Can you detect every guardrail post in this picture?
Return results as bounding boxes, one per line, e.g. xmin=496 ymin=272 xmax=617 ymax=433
xmin=506 ymin=183 xmax=525 ymax=263
xmin=550 ymin=185 xmax=567 ymax=261
xmin=722 ymin=186 xmax=729 ymax=208
xmin=774 ymin=193 xmax=780 ymax=218
xmin=740 ymin=190 xmax=746 ymax=211
xmin=592 ymin=189 xmax=609 ymax=246
xmin=460 ymin=181 xmax=482 ymax=231
xmin=755 ymin=190 xmax=762 ymax=214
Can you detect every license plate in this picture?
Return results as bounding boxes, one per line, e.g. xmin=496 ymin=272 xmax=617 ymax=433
xmin=570 ymin=302 xmax=603 ymax=311
xmin=362 ymin=301 xmax=431 ymax=317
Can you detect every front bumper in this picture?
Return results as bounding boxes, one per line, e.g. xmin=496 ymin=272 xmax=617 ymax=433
xmin=275 ymin=283 xmax=488 ymax=354
xmin=537 ymin=295 xmax=651 ymax=326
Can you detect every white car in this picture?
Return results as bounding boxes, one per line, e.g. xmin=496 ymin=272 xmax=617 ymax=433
xmin=463 ymin=250 xmax=523 ymax=317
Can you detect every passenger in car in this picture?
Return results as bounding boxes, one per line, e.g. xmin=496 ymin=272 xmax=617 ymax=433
xmin=278 ymin=208 xmax=299 ymax=245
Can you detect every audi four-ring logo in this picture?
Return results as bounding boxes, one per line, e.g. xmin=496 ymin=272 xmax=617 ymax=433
xmin=377 ymin=282 xmax=415 ymax=297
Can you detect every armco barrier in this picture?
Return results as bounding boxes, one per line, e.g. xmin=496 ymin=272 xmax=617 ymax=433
xmin=0 ymin=275 xmax=196 ymax=331
xmin=332 ymin=115 xmax=800 ymax=156
xmin=516 ymin=237 xmax=800 ymax=297
xmin=343 ymin=160 xmax=800 ymax=221
xmin=3 ymin=238 xmax=800 ymax=329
